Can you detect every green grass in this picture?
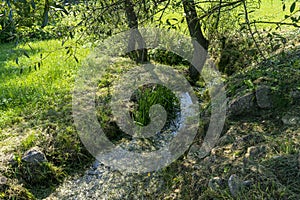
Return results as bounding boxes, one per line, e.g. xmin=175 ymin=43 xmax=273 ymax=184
xmin=0 ymin=40 xmax=88 ymax=126
xmin=153 ymin=0 xmax=298 ymax=33
xmin=131 ymin=84 xmax=180 ymax=126
xmin=0 ymin=39 xmax=92 ymax=199
xmin=251 ymin=0 xmax=296 ymax=23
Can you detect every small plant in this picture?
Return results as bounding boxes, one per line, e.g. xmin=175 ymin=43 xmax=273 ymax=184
xmin=130 ymin=84 xmax=180 ymax=127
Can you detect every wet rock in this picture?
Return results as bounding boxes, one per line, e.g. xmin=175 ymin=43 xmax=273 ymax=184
xmin=255 ymin=86 xmax=273 ymax=109
xmin=245 ymin=145 xmax=266 ymax=159
xmin=22 ymin=147 xmax=47 ymax=164
xmin=228 ymin=92 xmax=255 ymax=116
xmin=208 ymin=177 xmax=223 ymax=191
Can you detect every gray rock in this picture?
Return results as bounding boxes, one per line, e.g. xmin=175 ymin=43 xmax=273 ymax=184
xmin=228 ymin=174 xmax=241 ymax=197
xmin=228 ymin=174 xmax=252 ymax=197
xmin=228 ymin=92 xmax=255 ymax=116
xmin=0 ymin=175 xmax=7 ymax=185
xmin=282 ymin=115 xmax=300 ymax=125
xmin=245 ymin=145 xmax=266 ymax=159
xmin=0 ymin=175 xmax=8 ymax=191
xmin=22 ymin=147 xmax=47 ymax=164
xmin=255 ymin=86 xmax=273 ymax=109
xmin=92 ymin=160 xmax=101 ymax=170
xmin=242 ymin=180 xmax=252 ymax=187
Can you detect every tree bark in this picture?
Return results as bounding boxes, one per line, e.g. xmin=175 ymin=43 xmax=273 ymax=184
xmin=124 ymin=0 xmax=148 ymax=63
xmin=182 ymin=0 xmax=209 ymax=83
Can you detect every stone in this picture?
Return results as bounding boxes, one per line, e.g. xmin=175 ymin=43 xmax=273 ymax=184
xmin=255 ymin=86 xmax=273 ymax=109
xmin=0 ymin=175 xmax=8 ymax=191
xmin=228 ymin=174 xmax=252 ymax=197
xmin=245 ymin=145 xmax=266 ymax=159
xmin=282 ymin=115 xmax=300 ymax=125
xmin=228 ymin=174 xmax=241 ymax=197
xmin=0 ymin=176 xmax=7 ymax=185
xmin=92 ymin=160 xmax=101 ymax=170
xmin=228 ymin=92 xmax=255 ymax=116
xmin=22 ymin=147 xmax=47 ymax=164
xmin=242 ymin=180 xmax=252 ymax=187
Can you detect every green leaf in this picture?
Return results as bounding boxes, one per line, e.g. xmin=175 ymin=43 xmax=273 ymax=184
xmin=291 ymin=16 xmax=298 ymax=22
xmin=290 ymin=2 xmax=296 ymax=13
xmin=23 ymin=51 xmax=30 ymax=58
xmin=74 ymin=56 xmax=79 ymax=63
xmin=166 ymin=19 xmax=171 ymax=26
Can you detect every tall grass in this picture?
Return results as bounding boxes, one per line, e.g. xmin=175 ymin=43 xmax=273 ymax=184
xmin=0 ymin=40 xmax=89 ymax=127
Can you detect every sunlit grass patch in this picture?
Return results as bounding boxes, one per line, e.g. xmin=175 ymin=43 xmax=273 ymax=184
xmin=0 ymin=39 xmax=92 ymax=198
xmin=250 ymin=0 xmax=298 ymax=29
xmin=0 ymin=40 xmax=89 ymax=126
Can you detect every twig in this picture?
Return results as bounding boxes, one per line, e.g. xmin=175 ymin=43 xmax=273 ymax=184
xmin=250 ymin=20 xmax=300 ymax=28
xmin=242 ymin=0 xmax=266 ymax=60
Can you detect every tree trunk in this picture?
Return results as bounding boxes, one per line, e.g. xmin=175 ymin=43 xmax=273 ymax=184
xmin=41 ymin=0 xmax=50 ymax=28
xmin=182 ymin=0 xmax=209 ymax=83
xmin=124 ymin=0 xmax=148 ymax=63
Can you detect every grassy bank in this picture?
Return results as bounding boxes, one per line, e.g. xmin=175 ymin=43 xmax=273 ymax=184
xmin=0 ymin=39 xmax=92 ymax=198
